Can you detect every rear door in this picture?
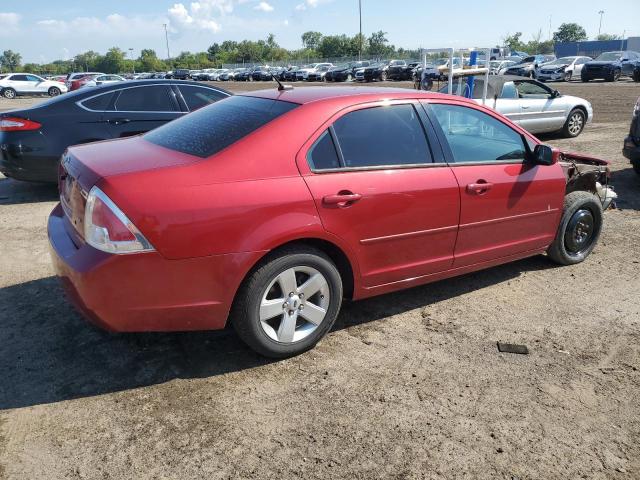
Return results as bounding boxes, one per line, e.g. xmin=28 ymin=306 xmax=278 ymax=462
xmin=424 ymin=100 xmax=565 ymax=267
xmin=298 ymin=101 xmax=461 ymax=288
xmin=6 ymin=74 xmax=35 ymax=93
xmin=103 ymin=84 xmax=183 ymax=138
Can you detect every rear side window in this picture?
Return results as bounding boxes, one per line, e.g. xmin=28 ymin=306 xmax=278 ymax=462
xmin=81 ymin=92 xmax=114 ymax=111
xmin=115 ymin=85 xmax=178 ymax=112
xmin=145 ymin=96 xmax=298 ymax=158
xmin=308 ymin=131 xmax=341 ymax=170
xmin=331 ymin=104 xmax=432 ymax=167
xmin=179 ymin=85 xmax=227 ymax=111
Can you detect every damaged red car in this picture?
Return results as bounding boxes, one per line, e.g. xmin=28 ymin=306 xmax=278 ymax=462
xmin=48 ymin=87 xmax=613 ymax=357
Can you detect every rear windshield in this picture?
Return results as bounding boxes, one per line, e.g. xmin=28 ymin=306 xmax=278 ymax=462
xmin=144 ymin=96 xmax=299 ymax=158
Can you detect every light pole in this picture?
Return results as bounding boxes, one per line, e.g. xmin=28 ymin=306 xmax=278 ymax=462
xmin=163 ymin=24 xmax=171 ymax=60
xmin=598 ymin=10 xmax=604 ymax=37
xmin=358 ymin=0 xmax=362 ymax=60
xmin=128 ymin=48 xmax=135 ymax=74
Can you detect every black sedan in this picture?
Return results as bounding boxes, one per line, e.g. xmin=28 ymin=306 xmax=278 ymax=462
xmin=387 ymin=61 xmax=420 ymax=80
xmin=360 ymin=61 xmax=405 ymax=82
xmin=581 ymin=51 xmax=640 ymax=82
xmin=0 ymin=80 xmax=230 ymax=183
xmin=324 ymin=61 xmax=371 ymax=82
xmin=623 ymin=96 xmax=640 ymax=174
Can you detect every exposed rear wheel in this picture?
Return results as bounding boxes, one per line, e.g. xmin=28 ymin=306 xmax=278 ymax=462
xmin=3 ymin=88 xmax=16 ymax=99
xmin=231 ymin=246 xmax=343 ymax=358
xmin=346 ymin=73 xmax=352 ymax=82
xmin=547 ymin=191 xmax=603 ymax=266
xmin=48 ymin=87 xmax=61 ymax=97
xmin=562 ymin=108 xmax=586 ymax=138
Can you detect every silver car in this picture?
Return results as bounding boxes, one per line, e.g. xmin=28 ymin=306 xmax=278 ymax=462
xmin=537 ymin=56 xmax=592 ymax=82
xmin=442 ymin=75 xmax=592 ymax=137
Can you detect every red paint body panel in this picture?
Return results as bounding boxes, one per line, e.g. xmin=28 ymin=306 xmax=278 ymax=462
xmin=48 ymin=88 xmax=576 ymax=332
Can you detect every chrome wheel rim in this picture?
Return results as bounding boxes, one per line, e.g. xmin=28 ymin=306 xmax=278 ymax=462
xmin=259 ymin=266 xmax=330 ymax=344
xmin=564 ymin=209 xmax=595 ymax=254
xmin=49 ymin=88 xmax=60 ymax=96
xmin=568 ymin=112 xmax=584 ymax=136
xmin=4 ymin=90 xmax=15 ymax=99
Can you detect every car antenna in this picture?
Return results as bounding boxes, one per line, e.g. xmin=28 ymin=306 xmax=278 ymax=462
xmin=271 ymin=73 xmax=293 ymax=91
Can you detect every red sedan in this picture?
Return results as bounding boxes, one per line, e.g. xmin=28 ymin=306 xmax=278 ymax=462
xmin=48 ymin=87 xmax=608 ymax=357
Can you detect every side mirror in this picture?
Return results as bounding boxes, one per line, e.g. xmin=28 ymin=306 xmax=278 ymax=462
xmin=531 ymin=144 xmax=554 ymax=166
xmin=551 ymin=89 xmax=560 ymax=98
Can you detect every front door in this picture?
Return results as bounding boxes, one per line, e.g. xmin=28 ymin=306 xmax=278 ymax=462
xmin=425 ymin=100 xmax=566 ymax=268
xmin=513 ymin=80 xmax=567 ymax=133
xmin=103 ymin=84 xmax=183 ymax=138
xmin=298 ymin=102 xmax=460 ymax=288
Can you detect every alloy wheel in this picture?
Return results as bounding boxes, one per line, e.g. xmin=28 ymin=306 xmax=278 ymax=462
xmin=567 ymin=111 xmax=584 ymax=136
xmin=259 ymin=266 xmax=330 ymax=344
xmin=3 ymin=89 xmax=15 ymax=99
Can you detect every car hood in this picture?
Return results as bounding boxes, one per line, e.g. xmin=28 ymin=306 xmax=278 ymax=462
xmin=541 ymin=64 xmax=569 ymax=70
xmin=585 ymin=61 xmax=618 ymax=67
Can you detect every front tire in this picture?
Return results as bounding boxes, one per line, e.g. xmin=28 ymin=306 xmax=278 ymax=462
xmin=564 ymin=71 xmax=572 ymax=82
xmin=230 ymin=246 xmax=343 ymax=358
xmin=3 ymin=88 xmax=16 ymax=99
xmin=380 ymin=71 xmax=387 ymax=82
xmin=48 ymin=86 xmax=61 ymax=97
xmin=547 ymin=191 xmax=603 ymax=266
xmin=562 ymin=108 xmax=586 ymax=138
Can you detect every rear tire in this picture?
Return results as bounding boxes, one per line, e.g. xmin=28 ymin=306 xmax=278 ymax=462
xmin=562 ymin=108 xmax=586 ymax=138
xmin=547 ymin=191 xmax=603 ymax=266
xmin=3 ymin=88 xmax=16 ymax=99
xmin=230 ymin=246 xmax=343 ymax=358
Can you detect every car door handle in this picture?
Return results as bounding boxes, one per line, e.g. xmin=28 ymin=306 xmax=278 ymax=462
xmin=466 ymin=182 xmax=493 ymax=195
xmin=323 ymin=192 xmax=362 ymax=206
xmin=521 ymin=105 xmax=530 ymax=109
xmin=108 ymin=118 xmax=131 ymax=125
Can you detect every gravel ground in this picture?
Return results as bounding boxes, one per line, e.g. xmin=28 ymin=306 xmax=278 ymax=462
xmin=1 ymin=79 xmax=639 ymax=480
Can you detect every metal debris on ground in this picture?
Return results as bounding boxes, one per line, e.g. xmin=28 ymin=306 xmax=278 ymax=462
xmin=497 ymin=342 xmax=529 ymax=355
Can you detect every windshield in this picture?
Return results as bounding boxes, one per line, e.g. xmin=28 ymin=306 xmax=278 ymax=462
xmin=596 ymin=52 xmax=622 ymax=61
xmin=520 ymin=56 xmax=536 ymax=64
xmin=548 ymin=57 xmax=575 ymax=65
xmin=144 ymin=96 xmax=299 ymax=159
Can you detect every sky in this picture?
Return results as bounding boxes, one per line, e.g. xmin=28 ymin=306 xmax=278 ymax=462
xmin=1 ymin=0 xmax=639 ymax=63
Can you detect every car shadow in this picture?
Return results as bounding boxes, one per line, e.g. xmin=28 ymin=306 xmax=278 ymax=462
xmin=0 ymin=254 xmax=555 ymax=410
xmin=610 ymin=166 xmax=640 ymax=210
xmin=0 ymin=176 xmax=58 ymax=205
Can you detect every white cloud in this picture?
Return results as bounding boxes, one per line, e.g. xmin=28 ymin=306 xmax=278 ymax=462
xmin=36 ymin=14 xmax=166 ymax=38
xmin=167 ymin=0 xmax=253 ymax=32
xmin=254 ymin=1 xmax=274 ymax=12
xmin=0 ymin=12 xmax=21 ymax=35
xmin=294 ymin=0 xmax=329 ymax=11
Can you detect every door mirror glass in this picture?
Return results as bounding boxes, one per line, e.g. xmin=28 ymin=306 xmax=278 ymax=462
xmin=532 ymin=144 xmax=554 ymax=165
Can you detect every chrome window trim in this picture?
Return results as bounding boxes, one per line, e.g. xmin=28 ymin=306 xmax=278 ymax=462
xmin=309 ymin=162 xmax=450 ymax=174
xmin=76 ymin=83 xmax=229 ymax=113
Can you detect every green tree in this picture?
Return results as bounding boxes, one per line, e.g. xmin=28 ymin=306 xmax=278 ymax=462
xmin=139 ymin=49 xmax=161 ymax=71
xmin=503 ymin=32 xmax=525 ymax=52
xmin=553 ymin=23 xmax=587 ymax=43
xmin=596 ymin=33 xmax=621 ymax=41
xmin=301 ymin=31 xmax=323 ymax=50
xmin=74 ymin=51 xmax=99 ymax=72
xmin=367 ymin=31 xmax=394 ymax=57
xmin=0 ymin=50 xmax=22 ymax=71
xmin=318 ymin=34 xmax=352 ymax=58
xmin=95 ymin=48 xmax=126 ymax=73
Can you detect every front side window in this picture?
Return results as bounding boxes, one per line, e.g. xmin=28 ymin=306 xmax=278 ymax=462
xmin=26 ymin=75 xmax=42 ymax=82
xmin=114 ymin=85 xmax=177 ymax=112
xmin=514 ymin=81 xmax=551 ymax=98
xmin=331 ymin=104 xmax=432 ymax=168
xmin=429 ymin=103 xmax=526 ymax=163
xmin=145 ymin=96 xmax=298 ymax=158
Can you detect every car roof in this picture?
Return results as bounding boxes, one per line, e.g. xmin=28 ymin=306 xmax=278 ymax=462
xmin=239 ymin=86 xmax=475 ymax=106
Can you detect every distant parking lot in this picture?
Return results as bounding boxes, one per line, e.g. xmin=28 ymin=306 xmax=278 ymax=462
xmin=1 ymin=79 xmax=639 ymax=479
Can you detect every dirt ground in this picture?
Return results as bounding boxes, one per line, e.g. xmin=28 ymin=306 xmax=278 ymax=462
xmin=1 ymin=79 xmax=639 ymax=480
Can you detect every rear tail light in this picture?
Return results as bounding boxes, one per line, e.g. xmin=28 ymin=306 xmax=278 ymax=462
xmin=0 ymin=117 xmax=42 ymax=132
xmin=84 ymin=186 xmax=154 ymax=254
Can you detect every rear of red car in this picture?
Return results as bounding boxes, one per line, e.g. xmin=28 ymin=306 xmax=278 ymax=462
xmin=48 ymin=95 xmax=306 ymax=332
